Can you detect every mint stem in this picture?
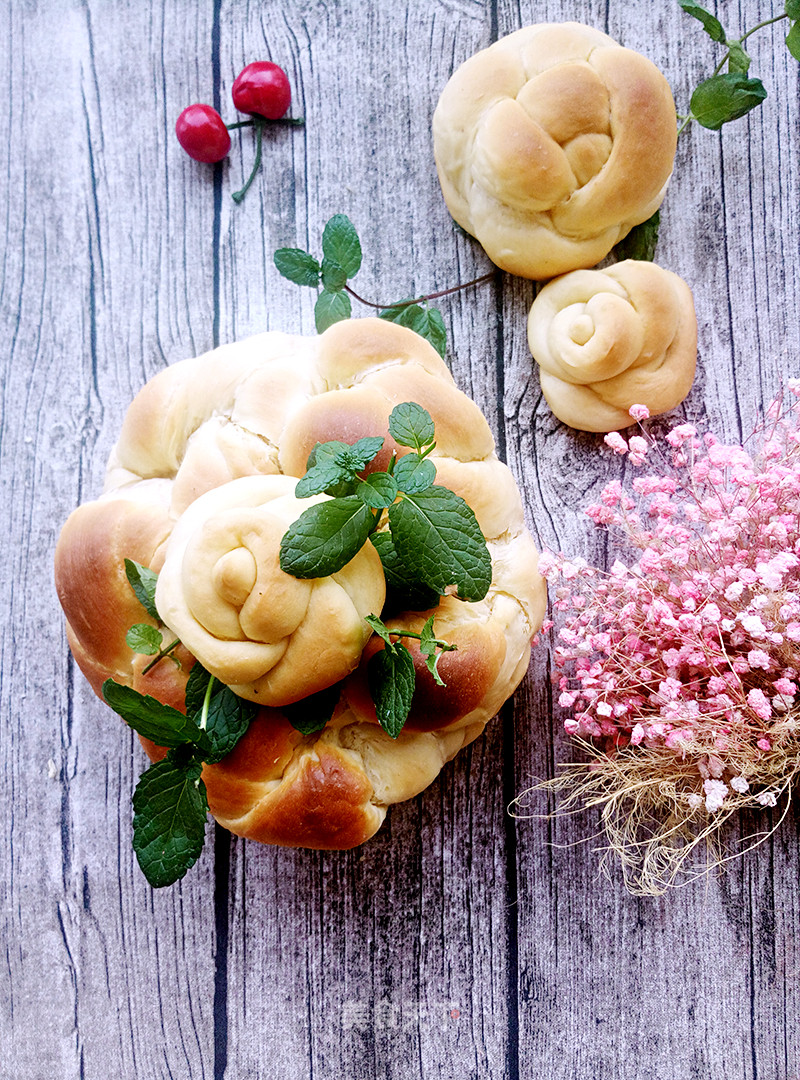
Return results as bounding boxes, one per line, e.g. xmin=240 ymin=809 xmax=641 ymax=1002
xmin=199 ymin=676 xmax=217 ymax=730
xmin=232 ymin=119 xmax=264 ymax=204
xmin=142 ymin=638 xmax=181 ymax=675
xmin=739 ymin=12 xmax=788 ymax=43
xmin=344 ymin=270 xmax=495 ymax=311
xmin=386 ymin=629 xmax=456 ymax=650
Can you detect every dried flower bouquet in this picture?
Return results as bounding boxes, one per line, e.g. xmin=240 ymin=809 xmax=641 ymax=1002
xmin=515 ymin=386 xmax=800 ymax=894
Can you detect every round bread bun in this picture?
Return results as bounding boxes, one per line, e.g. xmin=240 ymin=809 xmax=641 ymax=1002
xmin=433 ymin=23 xmax=677 ymax=280
xmin=55 ymin=318 xmax=546 ymax=850
xmin=527 ymin=260 xmax=697 ymax=431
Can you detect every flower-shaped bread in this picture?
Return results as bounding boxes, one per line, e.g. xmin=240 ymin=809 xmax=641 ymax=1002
xmin=526 ymin=260 xmax=697 ymax=432
xmin=154 ymin=475 xmax=384 ymax=703
xmin=433 ymin=23 xmax=677 ymax=279
xmin=55 ymin=318 xmax=546 ymax=849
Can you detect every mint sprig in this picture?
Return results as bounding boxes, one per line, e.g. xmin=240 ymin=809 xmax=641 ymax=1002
xmin=104 ymin=667 xmax=256 ymax=887
xmin=132 ymin=753 xmax=209 ymax=889
xmin=364 ymin=613 xmax=457 ymax=738
xmin=279 ymin=402 xmax=493 ymax=604
xmin=274 ymin=215 xmax=495 ymax=359
xmin=105 ymin=563 xmax=259 ymax=887
xmin=677 ymin=2 xmax=798 ymax=134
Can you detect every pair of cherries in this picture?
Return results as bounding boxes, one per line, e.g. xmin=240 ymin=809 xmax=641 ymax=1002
xmin=176 ymin=62 xmax=300 ymax=201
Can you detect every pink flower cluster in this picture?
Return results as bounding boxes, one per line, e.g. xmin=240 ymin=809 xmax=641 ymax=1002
xmin=540 ymin=386 xmax=800 ymax=813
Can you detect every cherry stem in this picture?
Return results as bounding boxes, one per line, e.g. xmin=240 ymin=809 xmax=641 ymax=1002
xmin=232 ymin=119 xmax=264 ymax=204
xmin=344 ymin=269 xmax=496 ymax=311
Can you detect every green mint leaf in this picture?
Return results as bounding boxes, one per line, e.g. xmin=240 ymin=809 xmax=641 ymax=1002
xmin=678 ymin=0 xmax=726 ymax=42
xmin=126 ymin=623 xmax=163 ymax=656
xmin=418 ymin=614 xmax=438 ymax=658
xmin=274 ymin=248 xmax=322 ymax=287
xmin=102 ymin=679 xmax=212 ymax=755
xmin=726 ymin=41 xmax=751 ymax=75
xmin=690 ymin=73 xmax=767 ymax=130
xmin=321 ymin=257 xmax=348 ymax=292
xmin=296 ymin=436 xmax=384 ymax=497
xmin=184 ymin=662 xmax=212 ymax=717
xmin=418 ymin=614 xmax=455 ymax=687
xmin=389 ymin=486 xmax=492 ymax=602
xmin=124 ymin=558 xmax=159 ymax=620
xmin=393 ymin=454 xmax=436 ymax=495
xmin=336 ymin=437 xmax=385 ymax=473
xmin=380 ymin=303 xmax=447 ymax=358
xmin=787 ymin=20 xmax=800 ymax=61
xmin=370 ymin=531 xmax=441 ymax=614
xmin=612 ymin=209 xmax=660 ymax=263
xmin=321 ymin=214 xmax=362 ymax=278
xmin=368 ymin=643 xmax=416 ymax=739
xmin=364 ymin=612 xmax=393 ymax=645
xmin=132 ymin=755 xmax=208 ymax=887
xmin=388 ymin=402 xmax=435 ymax=451
xmin=284 ymin=681 xmax=341 ymax=735
xmin=307 ymin=440 xmax=349 ymax=469
xmin=280 ymin=496 xmax=375 ymax=578
xmin=420 ymin=307 xmax=447 ymax=359
xmin=378 ymin=299 xmax=415 ymax=322
xmin=296 ymin=458 xmax=352 ymax=498
xmin=386 ymin=302 xmax=428 ymax=334
xmin=315 ymin=289 xmax=351 ymax=333
xmin=787 ymin=1 xmax=800 ymax=20
xmin=202 ymin=685 xmax=257 ymax=764
xmin=358 ymin=473 xmax=398 ymax=510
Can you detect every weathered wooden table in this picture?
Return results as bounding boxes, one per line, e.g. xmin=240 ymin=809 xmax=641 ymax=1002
xmin=3 ymin=1 xmax=799 ymax=1077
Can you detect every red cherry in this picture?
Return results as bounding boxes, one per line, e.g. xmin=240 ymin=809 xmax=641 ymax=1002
xmin=232 ymin=62 xmax=291 ymax=120
xmin=175 ymin=104 xmax=231 ymax=163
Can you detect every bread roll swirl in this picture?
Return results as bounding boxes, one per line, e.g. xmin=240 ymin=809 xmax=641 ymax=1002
xmin=527 ymin=260 xmax=697 ymax=431
xmin=433 ymin=22 xmax=678 ymax=279
xmin=155 ymin=475 xmax=384 ymax=703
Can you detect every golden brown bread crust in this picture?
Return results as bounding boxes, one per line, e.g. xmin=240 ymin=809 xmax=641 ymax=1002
xmin=527 ymin=260 xmax=698 ymax=431
xmin=55 ymin=318 xmax=546 ymax=849
xmin=433 ymin=23 xmax=677 ymax=280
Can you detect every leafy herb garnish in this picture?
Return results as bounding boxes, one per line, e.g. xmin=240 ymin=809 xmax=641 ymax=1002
xmin=125 ymin=558 xmax=159 ymax=619
xmin=104 ymin=668 xmax=256 ymax=887
xmin=274 ymin=214 xmax=494 ymax=358
xmin=612 ymin=210 xmax=661 ymax=264
xmin=279 ymin=402 xmax=493 ymax=604
xmin=284 ymin=682 xmax=342 ymax=735
xmin=677 ymin=1 xmax=799 ymax=134
xmin=104 ymin=565 xmax=258 ymax=888
xmin=365 ymin=613 xmax=457 ymax=738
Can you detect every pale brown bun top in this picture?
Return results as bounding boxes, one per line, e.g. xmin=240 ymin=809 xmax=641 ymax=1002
xmin=433 ymin=23 xmax=677 ymax=280
xmin=55 ymin=318 xmax=546 ymax=850
xmin=527 ymin=260 xmax=697 ymax=432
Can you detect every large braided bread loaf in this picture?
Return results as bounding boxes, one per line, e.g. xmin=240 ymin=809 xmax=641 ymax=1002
xmin=55 ymin=318 xmax=546 ymax=849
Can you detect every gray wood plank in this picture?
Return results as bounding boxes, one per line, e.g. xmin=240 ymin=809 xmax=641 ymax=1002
xmin=215 ymin=4 xmax=516 ymax=1077
xmin=1 ymin=2 xmax=222 ymax=1076
xmin=504 ymin=2 xmax=800 ymax=1078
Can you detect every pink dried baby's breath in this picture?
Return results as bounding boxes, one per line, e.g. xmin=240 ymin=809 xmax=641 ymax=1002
xmin=518 ymin=387 xmax=800 ymax=894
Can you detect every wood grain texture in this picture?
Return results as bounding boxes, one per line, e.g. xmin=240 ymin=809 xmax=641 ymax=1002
xmin=1 ymin=1 xmax=799 ymax=1078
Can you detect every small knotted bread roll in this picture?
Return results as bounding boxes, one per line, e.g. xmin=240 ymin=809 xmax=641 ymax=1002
xmin=154 ymin=474 xmax=384 ymax=704
xmin=527 ymin=260 xmax=697 ymax=431
xmin=55 ymin=318 xmax=546 ymax=850
xmin=433 ymin=23 xmax=677 ymax=279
